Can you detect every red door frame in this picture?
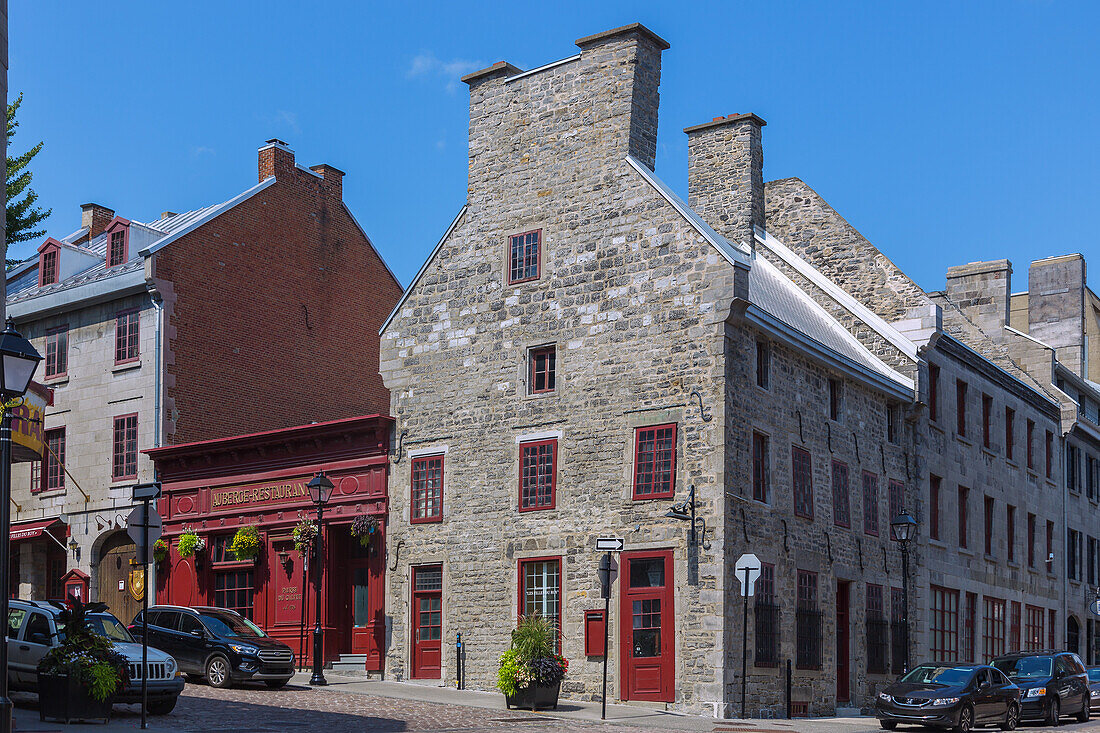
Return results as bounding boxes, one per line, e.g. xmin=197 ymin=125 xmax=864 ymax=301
xmin=836 ymin=580 xmax=850 ymax=702
xmin=411 ymin=564 xmax=443 ymax=679
xmin=346 ymin=525 xmax=386 ymax=670
xmin=620 ymin=550 xmax=675 ymax=702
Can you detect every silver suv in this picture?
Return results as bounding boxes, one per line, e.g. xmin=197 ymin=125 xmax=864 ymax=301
xmin=6 ymin=599 xmax=185 ymax=715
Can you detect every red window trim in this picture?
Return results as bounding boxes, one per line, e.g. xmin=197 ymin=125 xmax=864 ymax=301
xmin=862 ymin=470 xmax=879 ymax=537
xmin=792 ymin=445 xmax=814 ymax=520
xmin=1005 ymin=407 xmax=1015 ymax=461
xmin=956 ymin=379 xmax=968 ymax=437
xmin=929 ymin=363 xmax=940 ymax=423
xmin=981 ymin=393 xmax=992 ymax=449
xmin=42 ymin=427 xmax=66 ymax=493
xmin=517 ymin=555 xmax=563 ymax=649
xmin=410 ymin=454 xmax=444 ymax=524
xmin=528 ymin=345 xmax=556 ymax=395
xmin=104 ymin=218 xmax=132 ymax=269
xmin=929 ymin=475 xmax=941 ymax=541
xmin=1026 ymin=419 xmax=1035 ymax=470
xmin=507 ymin=229 xmax=542 ymax=285
xmin=114 ymin=308 xmax=140 ymax=365
xmin=38 ymin=248 xmax=59 ymax=287
xmin=632 ymin=423 xmax=677 ymax=500
xmin=831 ymin=459 xmax=850 ymax=529
xmin=44 ymin=325 xmax=69 ymax=380
xmin=112 ymin=412 xmax=139 ymax=481
xmin=518 ymin=438 xmax=557 ymax=512
xmin=752 ymin=431 xmax=769 ymax=503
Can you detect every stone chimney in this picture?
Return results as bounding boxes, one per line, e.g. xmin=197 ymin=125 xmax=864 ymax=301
xmin=685 ymin=113 xmax=766 ymax=252
xmin=258 ymin=138 xmax=295 ymax=183
xmin=80 ymin=203 xmax=115 ymax=241
xmin=1027 ymin=254 xmax=1087 ymax=376
xmin=944 ymin=259 xmax=1013 ymax=342
xmin=309 ymin=164 xmax=344 ymax=200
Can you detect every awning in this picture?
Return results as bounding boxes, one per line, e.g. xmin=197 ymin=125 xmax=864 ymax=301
xmin=10 ymin=517 xmax=65 ymax=543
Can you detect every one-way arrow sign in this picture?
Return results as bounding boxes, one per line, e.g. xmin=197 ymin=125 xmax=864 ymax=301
xmin=595 ymin=537 xmax=624 ymax=552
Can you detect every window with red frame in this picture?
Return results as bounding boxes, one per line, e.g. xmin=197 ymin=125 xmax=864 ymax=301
xmin=1026 ymin=419 xmax=1035 ymax=469
xmin=1006 ymin=505 xmax=1016 ymax=564
xmin=795 ymin=570 xmax=821 ymax=670
xmin=1010 ymin=601 xmax=1021 ymax=652
xmin=1045 ymin=430 xmax=1053 ymax=478
xmin=891 ymin=587 xmax=906 ymax=675
xmin=888 ymin=479 xmax=904 ymax=524
xmin=862 ymin=471 xmax=879 ymax=536
xmin=831 ymin=460 xmax=850 ymax=528
xmin=929 ymin=475 xmax=941 ymax=540
xmin=1005 ymin=407 xmax=1015 ymax=461
xmin=930 ymin=585 xmax=959 ymax=662
xmin=1027 ymin=512 xmax=1036 ymax=568
xmin=962 ymin=592 xmax=976 ymax=663
xmin=411 ymin=455 xmax=443 ymax=522
xmin=792 ymin=446 xmax=814 ymax=520
xmin=958 ymin=486 xmax=969 ymax=549
xmin=1024 ymin=605 xmax=1044 ymax=651
xmin=519 ymin=558 xmax=560 ymax=648
xmin=30 ymin=459 xmax=40 ymax=493
xmin=1048 ymin=609 xmax=1056 ymax=650
xmin=508 ymin=230 xmax=541 ymax=284
xmin=108 ymin=230 xmax=126 ymax=267
xmin=43 ymin=428 xmax=65 ymax=492
xmin=956 ymin=380 xmax=968 ymax=437
xmin=633 ymin=424 xmax=675 ymax=499
xmin=984 ymin=495 xmax=995 ymax=556
xmin=519 ymin=439 xmax=556 ymax=510
xmin=983 ymin=597 xmax=1006 ymax=660
xmin=115 ymin=310 xmax=139 ymax=364
xmin=866 ymin=583 xmax=888 ymax=674
xmin=528 ymin=345 xmax=556 ymax=394
xmin=982 ymin=393 xmax=992 ymax=449
xmin=929 ymin=363 xmax=940 ymax=422
xmin=44 ymin=327 xmax=68 ymax=379
xmin=752 ymin=432 xmax=769 ymax=503
xmin=112 ymin=414 xmax=138 ymax=480
xmin=40 ymin=249 xmax=58 ymax=285
xmin=1046 ymin=520 xmax=1054 ymax=572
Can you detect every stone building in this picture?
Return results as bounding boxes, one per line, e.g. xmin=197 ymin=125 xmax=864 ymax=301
xmin=379 ymin=22 xmax=1079 ymax=718
xmin=4 ymin=140 xmax=400 ymax=618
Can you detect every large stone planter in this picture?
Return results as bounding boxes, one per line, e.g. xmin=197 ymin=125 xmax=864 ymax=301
xmin=37 ymin=672 xmax=113 ymax=724
xmin=505 ymin=680 xmax=561 ymax=711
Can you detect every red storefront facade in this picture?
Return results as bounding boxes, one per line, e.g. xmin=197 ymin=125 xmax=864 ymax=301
xmin=145 ymin=415 xmax=391 ymax=671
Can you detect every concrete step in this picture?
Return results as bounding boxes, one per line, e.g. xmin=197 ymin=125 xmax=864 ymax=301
xmin=329 ymin=654 xmax=370 ymax=676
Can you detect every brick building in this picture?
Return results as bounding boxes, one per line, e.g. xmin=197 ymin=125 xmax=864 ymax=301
xmin=378 ymin=23 xmax=1078 ymax=718
xmin=4 ymin=140 xmax=400 ymax=619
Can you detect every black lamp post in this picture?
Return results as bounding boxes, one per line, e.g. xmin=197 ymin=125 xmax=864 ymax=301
xmin=306 ymin=471 xmax=334 ymax=686
xmin=0 ymin=318 xmax=43 ymax=733
xmin=890 ymin=511 xmax=918 ymax=675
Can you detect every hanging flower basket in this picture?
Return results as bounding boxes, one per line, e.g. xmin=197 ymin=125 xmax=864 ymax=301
xmin=350 ymin=514 xmax=379 ymax=548
xmin=152 ymin=538 xmax=169 ymax=564
xmin=292 ymin=514 xmax=318 ymax=556
xmin=229 ymin=525 xmax=262 ymax=562
xmin=176 ymin=528 xmax=206 ymax=559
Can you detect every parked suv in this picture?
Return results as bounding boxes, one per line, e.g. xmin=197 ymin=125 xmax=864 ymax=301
xmin=991 ymin=650 xmax=1090 ymax=725
xmin=130 ymin=606 xmax=294 ymax=689
xmin=6 ymin=599 xmax=184 ymax=714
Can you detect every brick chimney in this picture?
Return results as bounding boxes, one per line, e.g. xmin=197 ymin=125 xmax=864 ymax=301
xmin=685 ymin=113 xmax=766 ymax=252
xmin=258 ymin=139 xmax=295 ymax=183
xmin=309 ymin=164 xmax=344 ymax=199
xmin=80 ymin=203 xmax=115 ymax=241
xmin=944 ymin=259 xmax=1013 ymax=342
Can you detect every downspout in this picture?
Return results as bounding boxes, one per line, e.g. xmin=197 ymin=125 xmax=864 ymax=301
xmin=147 ymin=285 xmax=164 ymax=601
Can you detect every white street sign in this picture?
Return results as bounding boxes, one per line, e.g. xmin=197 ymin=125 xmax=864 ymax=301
xmin=735 ymin=553 xmax=762 ymax=597
xmin=595 ymin=537 xmax=624 ymax=552
xmin=127 ymin=504 xmax=163 ymax=549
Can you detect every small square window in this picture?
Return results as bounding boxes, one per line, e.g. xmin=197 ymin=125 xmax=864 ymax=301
xmin=529 ymin=346 xmax=556 ymax=394
xmin=508 ymin=230 xmax=541 ymax=284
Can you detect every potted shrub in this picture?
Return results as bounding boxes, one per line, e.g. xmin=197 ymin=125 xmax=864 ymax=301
xmin=152 ymin=538 xmax=169 ymax=565
xmin=350 ymin=514 xmax=378 ymax=548
xmin=37 ymin=596 xmax=128 ymax=724
xmin=176 ymin=527 xmax=205 ymax=559
xmin=292 ymin=514 xmax=317 ymax=556
xmin=497 ymin=614 xmax=567 ymax=711
xmin=229 ymin=525 xmax=262 ymax=562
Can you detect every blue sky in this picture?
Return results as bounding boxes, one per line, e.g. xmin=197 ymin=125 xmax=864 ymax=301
xmin=9 ymin=1 xmax=1098 ymax=293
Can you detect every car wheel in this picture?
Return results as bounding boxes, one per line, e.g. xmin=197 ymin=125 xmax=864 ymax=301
xmin=1045 ymin=697 xmax=1060 ymax=726
xmin=954 ymin=704 xmax=973 ymax=733
xmin=1077 ymin=694 xmax=1091 ymax=723
xmin=264 ymin=679 xmax=288 ymax=689
xmin=1001 ymin=701 xmax=1018 ymax=731
xmin=205 ymin=655 xmax=232 ymax=689
xmin=148 ymin=698 xmax=177 ymax=715
xmin=879 ymin=723 xmax=897 ymax=730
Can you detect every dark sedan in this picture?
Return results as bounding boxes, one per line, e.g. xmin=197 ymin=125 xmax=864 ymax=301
xmin=1088 ymin=667 xmax=1100 ymax=713
xmin=874 ymin=663 xmax=1020 ymax=731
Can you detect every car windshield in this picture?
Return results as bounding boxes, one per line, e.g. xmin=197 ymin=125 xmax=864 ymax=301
xmin=57 ymin=613 xmax=134 ymax=643
xmin=899 ymin=665 xmax=974 ymax=686
xmin=1089 ymin=669 xmax=1100 ymax=683
xmin=198 ymin=612 xmax=266 ymax=638
xmin=994 ymin=656 xmax=1053 ymax=680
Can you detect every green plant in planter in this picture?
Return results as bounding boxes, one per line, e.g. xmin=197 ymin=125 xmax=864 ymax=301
xmin=229 ymin=525 xmax=262 ymax=561
xmin=38 ymin=596 xmax=128 ymax=702
xmin=176 ymin=528 xmax=205 ymax=559
xmin=152 ymin=538 xmax=169 ymax=564
xmin=292 ymin=514 xmax=317 ymax=556
xmin=497 ymin=615 xmax=568 ymax=698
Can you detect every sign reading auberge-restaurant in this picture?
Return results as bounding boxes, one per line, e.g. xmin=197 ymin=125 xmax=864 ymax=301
xmin=210 ymin=479 xmax=310 ymax=509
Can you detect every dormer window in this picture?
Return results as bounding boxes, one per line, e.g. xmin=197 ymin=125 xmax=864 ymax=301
xmin=105 ymin=221 xmax=130 ymax=268
xmin=37 ymin=238 xmax=63 ymax=286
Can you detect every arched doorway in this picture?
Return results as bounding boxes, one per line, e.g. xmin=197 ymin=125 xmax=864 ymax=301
xmin=97 ymin=532 xmax=142 ymax=623
xmin=1067 ymin=616 xmax=1080 ymax=655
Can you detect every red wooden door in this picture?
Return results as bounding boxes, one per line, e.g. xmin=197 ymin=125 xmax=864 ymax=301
xmin=348 ymin=525 xmax=386 ymax=671
xmin=836 ymin=580 xmax=850 ymax=702
xmin=620 ymin=551 xmax=674 ymax=702
xmin=411 ymin=565 xmax=442 ymax=679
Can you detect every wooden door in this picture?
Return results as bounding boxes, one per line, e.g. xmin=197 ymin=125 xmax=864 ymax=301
xmin=620 ymin=551 xmax=674 ymax=702
xmin=411 ymin=564 xmax=442 ymax=679
xmin=836 ymin=580 xmax=850 ymax=702
xmin=348 ymin=524 xmax=386 ymax=670
xmin=98 ymin=532 xmax=141 ymax=623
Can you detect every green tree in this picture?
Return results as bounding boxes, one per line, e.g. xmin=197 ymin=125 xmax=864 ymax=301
xmin=6 ymin=92 xmax=51 ymax=249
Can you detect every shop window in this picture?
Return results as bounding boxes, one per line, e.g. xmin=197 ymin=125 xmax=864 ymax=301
xmin=792 ymin=446 xmax=813 ymax=520
xmin=752 ymin=432 xmax=769 ymax=503
xmin=862 ymin=471 xmax=879 ymax=537
xmin=983 ymin=597 xmax=1006 ymax=660
xmin=214 ymin=570 xmax=255 ymax=620
xmin=112 ymin=414 xmax=138 ymax=481
xmin=528 ymin=345 xmax=556 ymax=394
xmin=929 ymin=585 xmax=959 ymax=662
xmin=519 ymin=558 xmax=560 ymax=649
xmin=44 ymin=326 xmax=68 ymax=379
xmin=1010 ymin=601 xmax=1021 ymax=652
xmin=831 ymin=460 xmax=850 ymax=528
xmin=519 ymin=439 xmax=556 ymax=511
xmin=411 ymin=455 xmax=443 ymax=523
xmin=633 ymin=424 xmax=675 ymax=499
xmin=795 ymin=570 xmax=821 ymax=670
xmin=1049 ymin=609 xmax=1057 ymax=651
xmin=508 ymin=230 xmax=541 ymax=284
xmin=962 ymin=592 xmax=976 ymax=662
xmin=866 ymin=584 xmax=888 ymax=674
xmin=115 ymin=310 xmax=140 ymax=364
xmin=754 ymin=564 xmax=779 ymax=667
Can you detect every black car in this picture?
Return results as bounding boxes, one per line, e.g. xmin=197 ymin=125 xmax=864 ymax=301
xmin=130 ymin=605 xmax=294 ymax=689
xmin=1088 ymin=667 xmax=1100 ymax=713
xmin=992 ymin=650 xmax=1090 ymax=725
xmin=874 ymin=663 xmax=1020 ymax=731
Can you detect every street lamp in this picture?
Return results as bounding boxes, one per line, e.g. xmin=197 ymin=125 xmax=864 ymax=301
xmin=0 ymin=318 xmax=43 ymax=733
xmin=890 ymin=511 xmax=918 ymax=675
xmin=306 ymin=471 xmax=334 ymax=686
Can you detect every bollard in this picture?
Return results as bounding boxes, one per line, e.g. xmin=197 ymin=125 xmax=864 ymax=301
xmin=785 ymin=659 xmax=792 ymax=719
